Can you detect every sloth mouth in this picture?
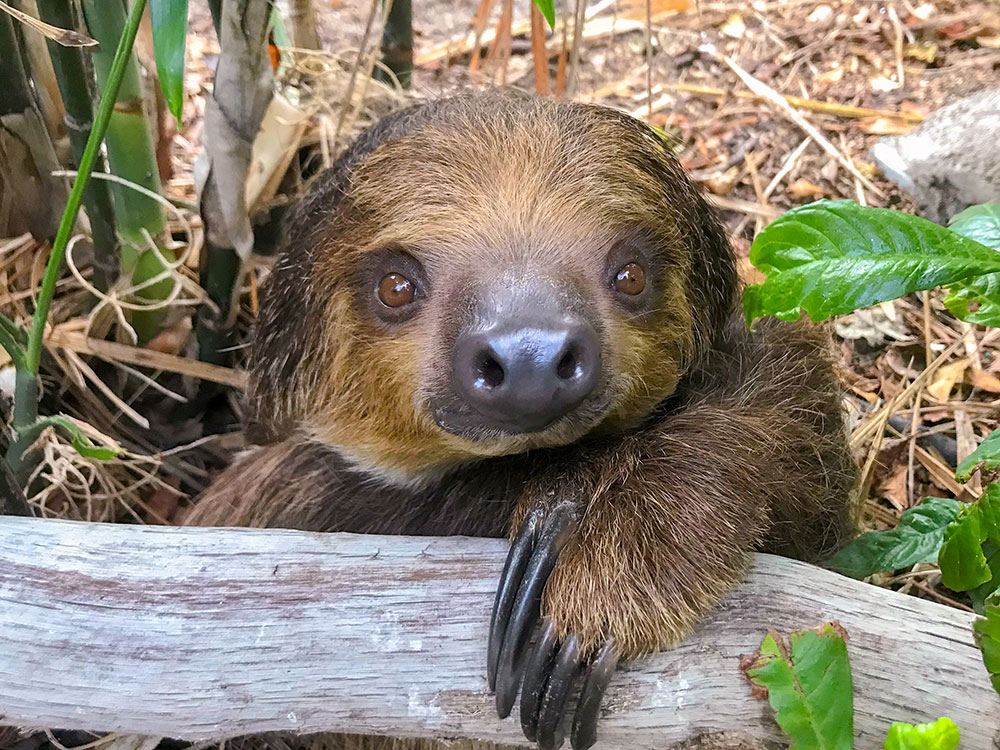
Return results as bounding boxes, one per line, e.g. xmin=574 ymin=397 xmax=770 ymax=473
xmin=430 ymin=392 xmax=613 ymax=447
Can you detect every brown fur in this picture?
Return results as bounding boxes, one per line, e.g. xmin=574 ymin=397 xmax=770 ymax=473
xmin=187 ymin=91 xmax=857 ymax=747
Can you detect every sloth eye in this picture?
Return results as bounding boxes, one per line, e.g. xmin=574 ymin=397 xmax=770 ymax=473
xmin=614 ymin=263 xmax=646 ymax=295
xmin=378 ymin=272 xmax=416 ymax=307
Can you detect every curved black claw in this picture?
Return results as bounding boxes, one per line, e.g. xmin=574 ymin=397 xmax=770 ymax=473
xmin=570 ymin=639 xmax=617 ymax=750
xmin=535 ymin=634 xmax=582 ymax=750
xmin=491 ymin=503 xmax=578 ymax=719
xmin=488 ymin=513 xmax=541 ymax=690
xmin=520 ymin=617 xmax=560 ymax=741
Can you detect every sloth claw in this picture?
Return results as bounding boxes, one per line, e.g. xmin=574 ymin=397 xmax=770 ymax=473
xmin=535 ymin=633 xmax=582 ymax=750
xmin=488 ymin=504 xmax=617 ymax=749
xmin=488 ymin=514 xmax=540 ymax=690
xmin=520 ymin=617 xmax=559 ymax=741
xmin=492 ymin=503 xmax=577 ymax=718
xmin=570 ymin=638 xmax=618 ymax=750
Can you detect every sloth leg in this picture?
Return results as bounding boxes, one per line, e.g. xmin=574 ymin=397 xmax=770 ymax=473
xmin=488 ymin=399 xmax=851 ymax=750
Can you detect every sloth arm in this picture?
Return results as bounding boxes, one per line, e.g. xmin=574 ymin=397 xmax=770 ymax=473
xmin=499 ymin=315 xmax=856 ymax=662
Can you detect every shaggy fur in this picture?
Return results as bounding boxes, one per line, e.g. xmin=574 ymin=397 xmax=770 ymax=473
xmin=188 ymin=90 xmax=858 ymax=748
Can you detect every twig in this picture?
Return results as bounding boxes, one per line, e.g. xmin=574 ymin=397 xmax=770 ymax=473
xmin=700 ymin=44 xmax=885 ymax=198
xmin=45 ymin=329 xmax=247 ymax=388
xmin=644 ymin=0 xmax=652 ymax=119
xmin=529 ymin=3 xmax=548 ymax=94
xmin=568 ymin=0 xmax=587 ymax=96
xmin=888 ymin=5 xmax=905 ymax=90
xmin=659 ymin=82 xmax=924 ymax=122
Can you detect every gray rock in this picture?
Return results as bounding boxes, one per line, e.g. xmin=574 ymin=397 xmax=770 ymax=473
xmin=869 ymin=87 xmax=1000 ymax=224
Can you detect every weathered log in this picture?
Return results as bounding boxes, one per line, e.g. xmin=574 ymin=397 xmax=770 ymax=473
xmin=0 ymin=517 xmax=996 ymax=748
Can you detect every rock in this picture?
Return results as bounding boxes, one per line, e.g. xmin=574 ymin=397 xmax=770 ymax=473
xmin=869 ymin=87 xmax=1000 ymax=224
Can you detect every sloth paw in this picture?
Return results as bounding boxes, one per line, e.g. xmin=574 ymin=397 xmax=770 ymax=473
xmin=486 ymin=504 xmax=619 ymax=750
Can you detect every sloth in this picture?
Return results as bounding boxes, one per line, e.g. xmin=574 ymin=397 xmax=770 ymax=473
xmin=189 ymin=90 xmax=857 ymax=750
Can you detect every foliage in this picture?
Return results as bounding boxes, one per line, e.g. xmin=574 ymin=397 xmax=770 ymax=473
xmin=743 ymin=200 xmax=1000 ymax=325
xmin=938 ymin=486 xmax=1000 ymax=591
xmin=150 ymin=0 xmax=189 ymax=124
xmin=743 ymin=623 xmax=854 ymax=750
xmin=745 ymin=199 xmax=1000 ymax=709
xmin=884 ymin=718 xmax=960 ymax=750
xmin=943 ymin=203 xmax=1000 ymax=325
xmin=974 ymin=592 xmax=1000 ymax=693
xmin=531 ymin=0 xmax=556 ymax=27
xmin=956 ymin=428 xmax=1000 ymax=482
xmin=827 ymin=497 xmax=963 ymax=579
xmin=0 ymin=0 xmax=149 ymax=470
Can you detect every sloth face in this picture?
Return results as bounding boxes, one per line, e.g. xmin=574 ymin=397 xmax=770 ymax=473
xmin=268 ymin=97 xmax=733 ymax=485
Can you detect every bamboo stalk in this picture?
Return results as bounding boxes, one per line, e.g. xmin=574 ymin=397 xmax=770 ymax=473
xmin=0 ymin=10 xmax=65 ymax=238
xmin=81 ymin=0 xmax=175 ymax=340
xmin=34 ymin=0 xmax=120 ymax=292
xmin=16 ymin=0 xmax=150 ymax=438
xmin=376 ymin=0 xmax=413 ymax=88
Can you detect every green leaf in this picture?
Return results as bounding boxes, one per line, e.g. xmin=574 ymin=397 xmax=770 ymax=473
xmin=532 ymin=0 xmax=556 ymax=27
xmin=150 ymin=0 xmax=188 ymax=124
xmin=826 ymin=497 xmax=963 ymax=578
xmin=969 ymin=541 xmax=1000 ymax=614
xmin=949 ymin=203 xmax=1000 ymax=250
xmin=742 ymin=200 xmax=1000 ymax=324
xmin=744 ymin=623 xmax=853 ymax=750
xmin=973 ymin=593 xmax=1000 ymax=695
xmin=957 ymin=429 xmax=1000 ymax=482
xmin=0 ymin=312 xmax=26 ymax=370
xmin=943 ymin=206 xmax=1000 ymax=324
xmin=939 ymin=503 xmax=991 ymax=591
xmin=943 ymin=273 xmax=1000 ymax=327
xmin=884 ymin=717 xmax=960 ymax=750
xmin=41 ymin=415 xmax=122 ymax=461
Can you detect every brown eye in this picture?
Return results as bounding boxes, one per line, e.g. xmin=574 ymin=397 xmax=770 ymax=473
xmin=378 ymin=272 xmax=416 ymax=307
xmin=614 ymin=263 xmax=645 ymax=295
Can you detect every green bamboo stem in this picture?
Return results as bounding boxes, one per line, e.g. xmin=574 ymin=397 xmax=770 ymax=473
xmin=0 ymin=13 xmax=35 ymax=126
xmin=81 ymin=0 xmax=174 ymax=340
xmin=21 ymin=0 xmax=150 ymax=413
xmin=35 ymin=0 xmax=120 ymax=292
xmin=375 ymin=0 xmax=412 ymax=88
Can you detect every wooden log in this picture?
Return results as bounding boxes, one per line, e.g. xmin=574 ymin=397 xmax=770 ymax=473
xmin=0 ymin=517 xmax=996 ymax=748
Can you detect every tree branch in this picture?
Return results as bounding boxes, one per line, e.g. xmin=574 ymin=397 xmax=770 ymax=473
xmin=0 ymin=517 xmax=996 ymax=748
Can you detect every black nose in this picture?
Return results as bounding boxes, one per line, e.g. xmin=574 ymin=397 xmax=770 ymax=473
xmin=452 ymin=318 xmax=601 ymax=433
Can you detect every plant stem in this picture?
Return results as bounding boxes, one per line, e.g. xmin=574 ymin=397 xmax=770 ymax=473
xmin=0 ymin=11 xmax=65 ymax=238
xmin=375 ymin=0 xmax=412 ymax=88
xmin=22 ymin=0 xmax=150 ymax=396
xmin=35 ymin=0 xmax=121 ymax=292
xmin=81 ymin=0 xmax=173 ymax=341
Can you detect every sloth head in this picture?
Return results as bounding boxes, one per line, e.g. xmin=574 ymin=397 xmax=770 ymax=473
xmin=249 ymin=92 xmax=736 ymax=486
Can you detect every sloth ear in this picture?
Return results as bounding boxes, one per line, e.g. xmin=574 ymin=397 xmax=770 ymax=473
xmin=245 ymin=103 xmax=437 ymax=444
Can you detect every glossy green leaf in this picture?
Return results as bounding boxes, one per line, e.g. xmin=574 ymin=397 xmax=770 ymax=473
xmin=744 ymin=623 xmax=853 ymax=750
xmin=969 ymin=541 xmax=1000 ymax=614
xmin=743 ymin=200 xmax=1000 ymax=324
xmin=532 ymin=0 xmax=556 ymax=27
xmin=957 ymin=429 xmax=1000 ymax=482
xmin=150 ymin=0 xmax=188 ymax=124
xmin=943 ymin=207 xmax=1000 ymax=324
xmin=943 ymin=273 xmax=1000 ymax=327
xmin=979 ymin=483 xmax=1000 ymax=543
xmin=973 ymin=592 xmax=1000 ymax=695
xmin=826 ymin=497 xmax=963 ymax=578
xmin=43 ymin=415 xmax=121 ymax=461
xmin=949 ymin=203 xmax=1000 ymax=250
xmin=939 ymin=504 xmax=991 ymax=591
xmin=884 ymin=717 xmax=960 ymax=750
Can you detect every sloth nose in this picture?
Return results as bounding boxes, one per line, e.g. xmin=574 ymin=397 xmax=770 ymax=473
xmin=452 ymin=319 xmax=601 ymax=433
